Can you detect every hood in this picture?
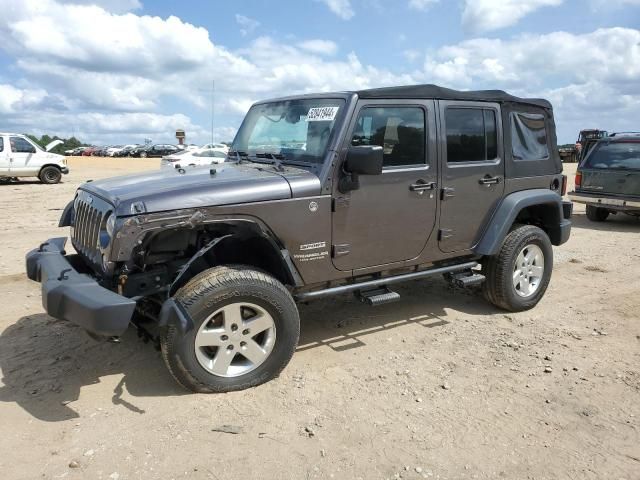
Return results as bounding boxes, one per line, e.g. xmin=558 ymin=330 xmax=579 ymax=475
xmin=79 ymin=162 xmax=322 ymax=216
xmin=45 ymin=139 xmax=64 ymax=152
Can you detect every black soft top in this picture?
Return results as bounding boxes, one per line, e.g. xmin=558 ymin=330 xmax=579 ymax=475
xmin=356 ymin=84 xmax=551 ymax=109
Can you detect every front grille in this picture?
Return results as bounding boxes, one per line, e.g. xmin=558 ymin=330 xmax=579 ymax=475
xmin=72 ymin=193 xmax=109 ymax=266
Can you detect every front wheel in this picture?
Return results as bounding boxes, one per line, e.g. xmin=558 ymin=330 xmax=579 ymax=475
xmin=160 ymin=266 xmax=300 ymax=393
xmin=139 ymin=151 xmax=147 ymax=158
xmin=39 ymin=166 xmax=62 ymax=184
xmin=482 ymin=224 xmax=553 ymax=312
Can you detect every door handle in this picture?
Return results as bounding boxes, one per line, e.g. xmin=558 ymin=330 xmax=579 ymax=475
xmin=479 ymin=175 xmax=501 ymax=185
xmin=409 ymin=180 xmax=436 ymax=192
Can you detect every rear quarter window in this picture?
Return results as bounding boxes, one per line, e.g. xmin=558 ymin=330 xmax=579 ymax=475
xmin=511 ymin=112 xmax=549 ymax=161
xmin=584 ymin=141 xmax=640 ymax=170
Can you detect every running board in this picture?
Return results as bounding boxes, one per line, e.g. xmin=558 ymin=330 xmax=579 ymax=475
xmin=356 ymin=287 xmax=401 ymax=306
xmin=295 ymin=261 xmax=478 ymax=301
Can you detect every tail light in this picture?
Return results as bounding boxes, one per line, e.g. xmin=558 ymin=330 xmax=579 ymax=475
xmin=575 ymin=171 xmax=582 ymax=188
xmin=561 ymin=175 xmax=567 ymax=196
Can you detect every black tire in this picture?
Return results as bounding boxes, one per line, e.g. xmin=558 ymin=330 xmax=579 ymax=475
xmin=482 ymin=224 xmax=553 ymax=312
xmin=160 ymin=266 xmax=300 ymax=393
xmin=586 ymin=205 xmax=609 ymax=222
xmin=39 ymin=166 xmax=62 ymax=184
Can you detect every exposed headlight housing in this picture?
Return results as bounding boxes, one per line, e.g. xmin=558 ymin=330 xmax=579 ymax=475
xmin=98 ymin=212 xmax=116 ymax=251
xmin=106 ymin=212 xmax=116 ymax=237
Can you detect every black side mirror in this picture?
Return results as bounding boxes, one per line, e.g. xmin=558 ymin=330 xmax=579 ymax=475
xmin=339 ymin=146 xmax=383 ymax=193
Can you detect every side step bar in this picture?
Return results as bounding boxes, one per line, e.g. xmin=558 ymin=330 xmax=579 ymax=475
xmin=295 ymin=261 xmax=478 ymax=301
xmin=356 ymin=287 xmax=401 ymax=306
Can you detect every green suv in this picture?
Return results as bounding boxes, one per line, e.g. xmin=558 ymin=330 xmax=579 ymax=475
xmin=569 ymin=133 xmax=640 ymax=221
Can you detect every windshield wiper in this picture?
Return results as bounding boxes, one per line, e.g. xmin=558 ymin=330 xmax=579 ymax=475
xmin=228 ymin=149 xmax=249 ymax=163
xmin=255 ymin=152 xmax=286 ymax=171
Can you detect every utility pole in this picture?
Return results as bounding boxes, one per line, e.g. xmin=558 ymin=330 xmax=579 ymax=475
xmin=211 ymin=79 xmax=215 ymax=144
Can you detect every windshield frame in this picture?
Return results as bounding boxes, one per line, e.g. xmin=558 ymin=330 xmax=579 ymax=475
xmin=230 ymin=95 xmax=351 ymax=171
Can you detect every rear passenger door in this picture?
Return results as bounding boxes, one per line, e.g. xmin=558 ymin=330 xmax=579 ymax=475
xmin=438 ymin=102 xmax=504 ymax=253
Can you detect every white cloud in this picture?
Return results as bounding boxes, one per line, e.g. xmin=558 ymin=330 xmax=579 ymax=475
xmin=462 ymin=0 xmax=564 ymax=33
xmin=317 ymin=0 xmax=355 ymax=20
xmin=235 ymin=14 xmax=260 ymax=36
xmin=57 ymin=0 xmax=141 ymax=13
xmin=423 ymin=27 xmax=640 ymax=140
xmin=408 ymin=0 xmax=440 ymax=11
xmin=298 ymin=39 xmax=338 ymax=56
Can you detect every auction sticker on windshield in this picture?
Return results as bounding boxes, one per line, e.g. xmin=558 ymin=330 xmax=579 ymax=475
xmin=307 ymin=106 xmax=339 ymax=122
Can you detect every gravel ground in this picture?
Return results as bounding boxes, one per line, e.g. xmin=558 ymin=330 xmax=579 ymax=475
xmin=0 ymin=158 xmax=638 ymax=480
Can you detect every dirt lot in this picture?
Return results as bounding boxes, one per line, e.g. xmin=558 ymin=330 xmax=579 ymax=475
xmin=0 ymin=158 xmax=638 ymax=480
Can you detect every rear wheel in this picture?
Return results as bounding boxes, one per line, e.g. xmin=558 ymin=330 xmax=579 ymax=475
xmin=483 ymin=225 xmax=553 ymax=312
xmin=39 ymin=166 xmax=62 ymax=184
xmin=586 ymin=205 xmax=609 ymax=222
xmin=160 ymin=266 xmax=300 ymax=393
xmin=140 ymin=151 xmax=147 ymax=158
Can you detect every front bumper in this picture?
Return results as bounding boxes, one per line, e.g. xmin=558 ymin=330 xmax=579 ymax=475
xmin=568 ymin=192 xmax=640 ymax=211
xmin=25 ymin=237 xmax=136 ymax=337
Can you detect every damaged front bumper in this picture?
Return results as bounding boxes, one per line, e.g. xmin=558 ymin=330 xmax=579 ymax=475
xmin=25 ymin=237 xmax=136 ymax=337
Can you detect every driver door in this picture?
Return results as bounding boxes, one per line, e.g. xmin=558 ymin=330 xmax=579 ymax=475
xmin=8 ymin=136 xmax=37 ymax=175
xmin=0 ymin=136 xmax=8 ymax=174
xmin=331 ymin=100 xmax=438 ymax=272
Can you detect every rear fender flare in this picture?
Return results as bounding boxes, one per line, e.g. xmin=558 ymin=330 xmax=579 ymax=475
xmin=474 ymin=189 xmax=565 ymax=255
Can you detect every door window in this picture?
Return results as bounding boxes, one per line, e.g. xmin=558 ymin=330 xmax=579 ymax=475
xmin=10 ymin=137 xmax=37 ymax=154
xmin=351 ymin=107 xmax=425 ymax=168
xmin=445 ymin=108 xmax=498 ymax=163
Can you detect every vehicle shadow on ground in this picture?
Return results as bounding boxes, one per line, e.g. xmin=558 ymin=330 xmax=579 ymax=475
xmin=297 ymin=277 xmax=497 ymax=352
xmin=0 ymin=314 xmax=184 ymax=422
xmin=0 ymin=277 xmax=496 ymax=422
xmin=571 ymin=211 xmax=640 ymax=233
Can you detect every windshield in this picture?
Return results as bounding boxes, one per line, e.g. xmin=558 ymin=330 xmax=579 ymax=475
xmin=232 ymin=98 xmax=345 ymax=165
xmin=584 ymin=141 xmax=640 ymax=170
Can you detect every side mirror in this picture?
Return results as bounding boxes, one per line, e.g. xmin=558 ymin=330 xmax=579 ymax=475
xmin=339 ymin=146 xmax=383 ymax=193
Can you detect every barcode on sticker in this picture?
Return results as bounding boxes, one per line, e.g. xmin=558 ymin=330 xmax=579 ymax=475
xmin=307 ymin=107 xmax=339 ymax=122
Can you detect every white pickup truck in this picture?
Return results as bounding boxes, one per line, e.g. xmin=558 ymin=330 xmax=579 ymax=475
xmin=0 ymin=133 xmax=69 ymax=184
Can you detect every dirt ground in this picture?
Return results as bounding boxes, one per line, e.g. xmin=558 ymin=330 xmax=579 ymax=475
xmin=0 ymin=157 xmax=638 ymax=480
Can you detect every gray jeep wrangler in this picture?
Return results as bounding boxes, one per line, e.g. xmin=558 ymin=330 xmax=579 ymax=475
xmin=26 ymin=84 xmax=572 ymax=392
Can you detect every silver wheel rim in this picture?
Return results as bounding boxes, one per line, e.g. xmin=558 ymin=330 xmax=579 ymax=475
xmin=513 ymin=244 xmax=545 ymax=298
xmin=194 ymin=302 xmax=276 ymax=378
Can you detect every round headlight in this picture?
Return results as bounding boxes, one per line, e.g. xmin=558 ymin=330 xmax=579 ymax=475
xmin=105 ymin=213 xmax=116 ymax=237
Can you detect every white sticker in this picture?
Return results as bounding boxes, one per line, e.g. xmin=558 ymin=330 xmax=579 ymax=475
xmin=307 ymin=106 xmax=339 ymax=122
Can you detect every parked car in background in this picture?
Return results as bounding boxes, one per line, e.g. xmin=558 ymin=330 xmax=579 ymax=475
xmin=114 ymin=145 xmax=139 ymax=157
xmin=132 ymin=144 xmax=180 ymax=158
xmin=160 ymin=148 xmax=227 ymax=169
xmin=569 ymin=133 xmax=640 ymax=221
xmin=0 ymin=133 xmax=68 ymax=184
xmin=200 ymin=143 xmax=229 ymax=153
xmin=82 ymin=146 xmax=98 ymax=156
xmin=106 ymin=145 xmax=124 ymax=157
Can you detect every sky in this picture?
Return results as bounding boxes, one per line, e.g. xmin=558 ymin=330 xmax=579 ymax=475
xmin=0 ymin=0 xmax=639 ymax=145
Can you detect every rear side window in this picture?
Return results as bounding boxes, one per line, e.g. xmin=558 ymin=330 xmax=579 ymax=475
xmin=351 ymin=106 xmax=426 ymax=168
xmin=445 ymin=108 xmax=498 ymax=163
xmin=511 ymin=112 xmax=549 ymax=161
xmin=584 ymin=142 xmax=640 ymax=170
xmin=0 ymin=137 xmax=3 ymax=152
xmin=9 ymin=136 xmax=37 ymax=153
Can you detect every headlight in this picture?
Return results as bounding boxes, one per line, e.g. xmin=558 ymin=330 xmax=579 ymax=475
xmin=106 ymin=213 xmax=116 ymax=237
